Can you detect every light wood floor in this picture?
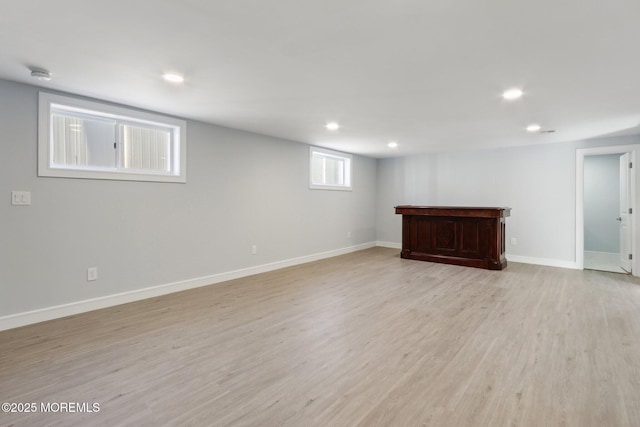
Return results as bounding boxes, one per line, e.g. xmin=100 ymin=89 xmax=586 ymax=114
xmin=2 ymin=247 xmax=640 ymax=426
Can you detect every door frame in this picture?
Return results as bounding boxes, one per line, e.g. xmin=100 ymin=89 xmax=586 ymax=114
xmin=576 ymin=145 xmax=638 ymax=274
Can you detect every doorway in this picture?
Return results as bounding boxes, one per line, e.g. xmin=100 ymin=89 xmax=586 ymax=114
xmin=583 ymin=154 xmax=628 ymax=273
xmin=576 ymin=145 xmax=637 ymax=275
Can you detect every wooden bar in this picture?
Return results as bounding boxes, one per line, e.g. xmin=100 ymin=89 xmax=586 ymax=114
xmin=395 ymin=205 xmax=511 ymax=270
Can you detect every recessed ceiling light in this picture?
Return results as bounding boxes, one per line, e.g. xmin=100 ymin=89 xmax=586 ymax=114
xmin=163 ymin=73 xmax=184 ymax=83
xmin=502 ymin=88 xmax=523 ymax=100
xmin=30 ymin=69 xmax=51 ymax=81
xmin=326 ymin=122 xmax=340 ymax=131
xmin=526 ymin=124 xmax=541 ymax=132
xmin=388 ymin=141 xmax=398 ymax=148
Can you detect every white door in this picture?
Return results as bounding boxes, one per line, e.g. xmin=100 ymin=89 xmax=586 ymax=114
xmin=619 ymin=153 xmax=631 ymax=272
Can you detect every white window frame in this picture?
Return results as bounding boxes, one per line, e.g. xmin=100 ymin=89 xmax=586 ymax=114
xmin=309 ymin=146 xmax=352 ymax=191
xmin=38 ymin=92 xmax=187 ymax=183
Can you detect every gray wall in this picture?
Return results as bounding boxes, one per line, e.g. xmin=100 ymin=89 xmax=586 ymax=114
xmin=4 ymin=75 xmax=640 ymax=319
xmin=375 ymin=154 xmax=438 ymax=244
xmin=584 ymin=154 xmax=620 ymax=253
xmin=0 ymin=79 xmax=377 ymax=317
xmin=376 ymin=136 xmax=640 ymax=263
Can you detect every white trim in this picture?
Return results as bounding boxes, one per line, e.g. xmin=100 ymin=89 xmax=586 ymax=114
xmin=376 ymin=241 xmax=402 ymax=249
xmin=506 ymin=254 xmax=579 ymax=270
xmin=576 ymin=150 xmax=585 ymax=269
xmin=0 ymin=242 xmax=376 ymax=332
xmin=576 ymin=145 xmax=638 ymax=275
xmin=374 ymin=241 xmax=579 ymax=268
xmin=309 ymin=146 xmax=353 ymax=191
xmin=0 ymin=241 xmax=604 ymax=331
xmin=374 ymin=241 xmax=579 ymax=269
xmin=38 ymin=92 xmax=187 ymax=183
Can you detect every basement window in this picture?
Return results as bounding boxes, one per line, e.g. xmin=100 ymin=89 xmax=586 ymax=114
xmin=309 ymin=146 xmax=352 ymax=191
xmin=38 ymin=92 xmax=187 ymax=183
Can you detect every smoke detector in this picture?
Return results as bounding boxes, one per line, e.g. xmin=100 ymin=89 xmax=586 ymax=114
xmin=30 ymin=69 xmax=52 ymax=81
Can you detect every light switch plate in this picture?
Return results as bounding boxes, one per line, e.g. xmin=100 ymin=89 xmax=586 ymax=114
xmin=11 ymin=191 xmax=31 ymax=205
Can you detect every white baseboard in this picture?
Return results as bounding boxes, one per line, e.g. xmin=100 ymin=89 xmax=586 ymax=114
xmin=0 ymin=243 xmax=584 ymax=331
xmin=506 ymin=254 xmax=579 ymax=270
xmin=374 ymin=243 xmax=579 ymax=270
xmin=0 ymin=242 xmax=377 ymax=332
xmin=376 ymin=241 xmax=402 ymax=249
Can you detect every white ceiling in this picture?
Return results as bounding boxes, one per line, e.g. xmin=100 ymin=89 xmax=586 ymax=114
xmin=2 ymin=0 xmax=640 ymax=158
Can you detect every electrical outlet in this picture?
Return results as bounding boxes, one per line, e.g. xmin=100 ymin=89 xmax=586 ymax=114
xmin=251 ymin=245 xmax=257 ymax=255
xmin=347 ymin=231 xmax=352 ymax=238
xmin=87 ymin=267 xmax=98 ymax=281
xmin=510 ymin=237 xmax=517 ymax=245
